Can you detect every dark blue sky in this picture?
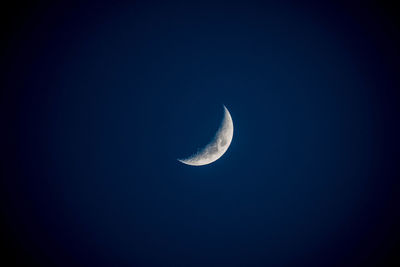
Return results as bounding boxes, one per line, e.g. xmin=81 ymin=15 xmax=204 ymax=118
xmin=1 ymin=1 xmax=400 ymax=266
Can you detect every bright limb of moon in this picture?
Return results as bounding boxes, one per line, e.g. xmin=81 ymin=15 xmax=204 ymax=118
xmin=178 ymin=105 xmax=234 ymax=166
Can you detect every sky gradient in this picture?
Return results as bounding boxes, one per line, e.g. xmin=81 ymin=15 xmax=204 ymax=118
xmin=1 ymin=1 xmax=400 ymax=266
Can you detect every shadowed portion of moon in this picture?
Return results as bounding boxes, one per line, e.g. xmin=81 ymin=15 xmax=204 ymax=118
xmin=178 ymin=105 xmax=234 ymax=166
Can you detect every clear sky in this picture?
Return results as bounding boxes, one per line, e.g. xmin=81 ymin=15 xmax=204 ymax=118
xmin=1 ymin=1 xmax=400 ymax=266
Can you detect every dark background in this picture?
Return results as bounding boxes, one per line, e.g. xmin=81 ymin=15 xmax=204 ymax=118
xmin=1 ymin=1 xmax=399 ymax=266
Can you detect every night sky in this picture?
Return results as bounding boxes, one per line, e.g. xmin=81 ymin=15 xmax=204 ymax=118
xmin=1 ymin=1 xmax=400 ymax=266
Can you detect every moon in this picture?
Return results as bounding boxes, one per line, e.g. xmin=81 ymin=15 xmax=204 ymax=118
xmin=178 ymin=105 xmax=234 ymax=166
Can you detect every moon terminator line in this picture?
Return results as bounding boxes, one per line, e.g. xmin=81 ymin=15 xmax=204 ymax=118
xmin=178 ymin=105 xmax=234 ymax=166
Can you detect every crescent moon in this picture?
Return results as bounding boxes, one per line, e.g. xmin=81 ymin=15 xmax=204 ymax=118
xmin=178 ymin=105 xmax=234 ymax=166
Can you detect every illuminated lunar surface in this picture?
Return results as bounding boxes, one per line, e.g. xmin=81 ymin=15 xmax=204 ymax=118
xmin=178 ymin=105 xmax=234 ymax=166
